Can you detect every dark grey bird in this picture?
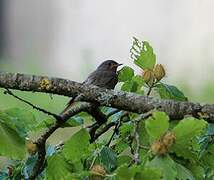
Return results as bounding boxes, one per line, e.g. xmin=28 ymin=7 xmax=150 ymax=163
xmin=61 ymin=60 xmax=122 ymax=114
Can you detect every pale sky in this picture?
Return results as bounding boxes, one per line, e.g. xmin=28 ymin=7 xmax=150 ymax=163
xmin=4 ymin=0 xmax=214 ymax=87
xmin=50 ymin=0 xmax=214 ymax=85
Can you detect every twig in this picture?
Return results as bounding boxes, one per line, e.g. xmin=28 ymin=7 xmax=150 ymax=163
xmin=92 ymin=122 xmax=116 ymax=141
xmin=88 ymin=122 xmax=103 ymax=143
xmin=133 ymin=111 xmax=154 ymax=165
xmin=106 ymin=112 xmax=129 ymax=146
xmin=4 ymin=88 xmax=61 ymax=121
xmin=133 ymin=119 xmax=141 ymax=164
xmin=91 ymin=112 xmax=130 ymax=143
xmin=89 ymin=155 xmax=97 ymax=170
xmin=139 ymin=145 xmax=150 ymax=150
xmin=128 ymin=135 xmax=135 ymax=155
xmin=146 ymin=81 xmax=155 ymax=96
xmin=106 ymin=120 xmax=121 ymax=147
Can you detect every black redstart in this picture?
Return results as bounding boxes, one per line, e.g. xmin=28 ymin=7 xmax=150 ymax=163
xmin=61 ymin=60 xmax=122 ymax=114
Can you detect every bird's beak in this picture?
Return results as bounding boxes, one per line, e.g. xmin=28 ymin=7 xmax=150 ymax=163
xmin=117 ymin=63 xmax=123 ymax=67
xmin=110 ymin=63 xmax=123 ymax=70
xmin=112 ymin=63 xmax=123 ymax=68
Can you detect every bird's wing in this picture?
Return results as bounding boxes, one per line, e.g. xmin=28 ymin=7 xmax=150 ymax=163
xmin=83 ymin=70 xmax=118 ymax=89
xmin=61 ymin=71 xmax=118 ymax=114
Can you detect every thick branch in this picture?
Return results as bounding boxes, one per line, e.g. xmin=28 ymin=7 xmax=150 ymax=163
xmin=0 ymin=72 xmax=214 ymax=122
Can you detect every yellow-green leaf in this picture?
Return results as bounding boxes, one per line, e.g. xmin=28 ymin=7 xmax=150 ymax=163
xmin=63 ymin=129 xmax=90 ymax=162
xmin=145 ymin=111 xmax=169 ymax=142
xmin=46 ymin=154 xmax=73 ymax=180
xmin=0 ymin=112 xmax=25 ymax=159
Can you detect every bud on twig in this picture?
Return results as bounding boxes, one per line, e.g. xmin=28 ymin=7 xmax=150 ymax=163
xmin=154 ymin=64 xmax=166 ymax=81
xmin=143 ymin=69 xmax=155 ymax=86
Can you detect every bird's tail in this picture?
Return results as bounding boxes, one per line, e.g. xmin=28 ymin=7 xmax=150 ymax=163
xmin=60 ymin=98 xmax=75 ymax=115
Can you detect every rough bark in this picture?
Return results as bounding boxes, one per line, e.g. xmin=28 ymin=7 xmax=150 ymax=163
xmin=0 ymin=72 xmax=214 ymax=122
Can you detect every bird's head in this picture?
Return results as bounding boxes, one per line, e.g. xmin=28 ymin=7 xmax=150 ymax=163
xmin=97 ymin=60 xmax=122 ymax=72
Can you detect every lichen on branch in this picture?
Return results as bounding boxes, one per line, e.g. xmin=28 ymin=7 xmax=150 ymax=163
xmin=0 ymin=72 xmax=213 ymax=122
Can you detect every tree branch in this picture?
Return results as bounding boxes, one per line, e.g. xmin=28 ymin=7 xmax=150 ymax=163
xmin=0 ymin=72 xmax=213 ymax=122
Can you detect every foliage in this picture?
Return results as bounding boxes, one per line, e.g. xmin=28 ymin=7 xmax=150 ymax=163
xmin=0 ymin=37 xmax=214 ymax=180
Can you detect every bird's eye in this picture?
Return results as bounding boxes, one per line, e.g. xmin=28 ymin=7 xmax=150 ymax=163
xmin=108 ymin=63 xmax=112 ymax=66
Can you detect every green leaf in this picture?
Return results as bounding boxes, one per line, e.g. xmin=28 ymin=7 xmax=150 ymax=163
xmin=139 ymin=121 xmax=150 ymax=147
xmin=0 ymin=112 xmax=25 ymax=159
xmin=173 ymin=117 xmax=207 ymax=144
xmin=4 ymin=108 xmax=37 ymax=133
xmin=63 ymin=129 xmax=90 ymax=162
xmin=207 ymin=123 xmax=214 ymax=135
xmin=119 ymin=123 xmax=134 ymax=136
xmin=35 ymin=118 xmax=54 ymax=130
xmin=118 ymin=66 xmax=134 ymax=82
xmin=187 ymin=165 xmax=204 ymax=180
xmin=120 ymin=75 xmax=144 ymax=94
xmin=131 ymin=38 xmax=156 ymax=70
xmin=117 ymin=155 xmax=132 ymax=166
xmin=135 ymin=168 xmax=162 ymax=180
xmin=0 ymin=171 xmax=8 ymax=179
xmin=201 ymin=145 xmax=214 ymax=168
xmin=99 ymin=147 xmax=117 ymax=172
xmin=199 ymin=123 xmax=214 ymax=157
xmin=121 ymin=81 xmax=134 ymax=92
xmin=114 ymin=139 xmax=129 ymax=153
xmin=131 ymin=75 xmax=144 ymax=94
xmin=172 ymin=117 xmax=207 ymax=161
xmin=61 ymin=116 xmax=84 ymax=127
xmin=176 ymin=163 xmax=195 ymax=180
xmin=145 ymin=111 xmax=169 ymax=142
xmin=0 ymin=108 xmax=36 ymax=137
xmin=147 ymin=155 xmax=177 ymax=180
xmin=156 ymin=83 xmax=188 ymax=101
xmin=23 ymin=155 xmax=38 ymax=179
xmin=46 ymin=154 xmax=73 ymax=179
xmin=116 ymin=164 xmax=140 ymax=180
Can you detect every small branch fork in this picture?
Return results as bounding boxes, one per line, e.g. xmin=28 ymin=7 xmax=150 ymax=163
xmin=106 ymin=113 xmax=127 ymax=147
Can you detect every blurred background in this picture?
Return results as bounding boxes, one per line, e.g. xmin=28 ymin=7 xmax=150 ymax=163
xmin=0 ymin=0 xmax=214 ymax=117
